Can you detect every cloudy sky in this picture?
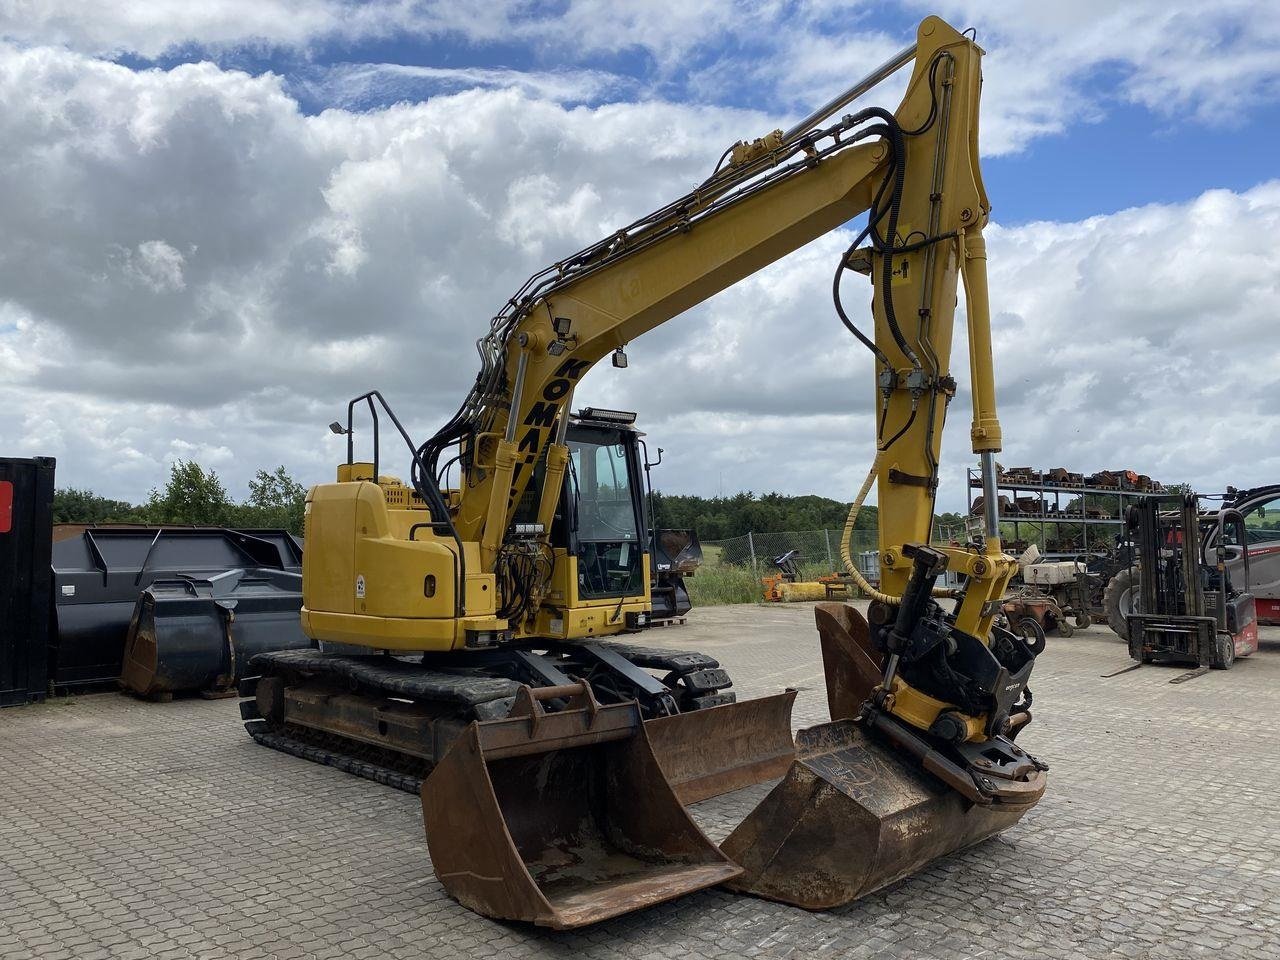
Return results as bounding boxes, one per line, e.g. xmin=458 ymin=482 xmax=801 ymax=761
xmin=2 ymin=1 xmax=1278 ymax=511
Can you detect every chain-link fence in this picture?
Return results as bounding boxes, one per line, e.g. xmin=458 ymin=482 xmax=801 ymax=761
xmin=703 ymin=528 xmax=882 ymax=579
xmin=702 ymin=526 xmax=973 ymax=584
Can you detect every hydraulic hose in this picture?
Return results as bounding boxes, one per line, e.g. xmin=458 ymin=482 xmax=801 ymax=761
xmin=840 ymin=455 xmax=960 ymax=604
xmin=840 ymin=454 xmax=900 ymax=605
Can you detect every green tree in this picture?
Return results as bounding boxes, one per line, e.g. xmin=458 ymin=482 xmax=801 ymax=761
xmin=146 ymin=460 xmax=233 ymax=525
xmin=649 ymin=490 xmax=875 ymax=540
xmin=239 ymin=466 xmax=307 ymax=534
xmin=52 ymin=488 xmax=146 ymax=524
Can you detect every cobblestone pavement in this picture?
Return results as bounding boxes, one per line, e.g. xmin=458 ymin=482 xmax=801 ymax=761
xmin=2 ymin=604 xmax=1279 ymax=959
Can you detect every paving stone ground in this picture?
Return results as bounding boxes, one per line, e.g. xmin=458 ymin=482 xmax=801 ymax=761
xmin=2 ymin=603 xmax=1279 ymax=959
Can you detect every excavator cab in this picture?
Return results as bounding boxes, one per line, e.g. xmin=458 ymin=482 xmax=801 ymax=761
xmin=513 ymin=410 xmax=651 ymax=621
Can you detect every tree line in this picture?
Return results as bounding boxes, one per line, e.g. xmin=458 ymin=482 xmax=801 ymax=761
xmin=650 ymin=491 xmax=880 ymax=541
xmin=53 ymin=461 xmax=307 ymax=535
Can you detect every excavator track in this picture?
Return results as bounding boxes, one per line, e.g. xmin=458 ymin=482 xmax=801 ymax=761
xmin=246 ymin=723 xmax=428 ymax=793
xmin=240 ymin=641 xmax=752 ymax=796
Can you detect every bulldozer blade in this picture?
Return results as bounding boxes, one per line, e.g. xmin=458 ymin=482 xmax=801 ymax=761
xmin=421 ymin=683 xmax=740 ymax=929
xmin=720 ymin=719 xmax=1044 ymax=909
xmin=644 ymin=690 xmax=797 ymax=804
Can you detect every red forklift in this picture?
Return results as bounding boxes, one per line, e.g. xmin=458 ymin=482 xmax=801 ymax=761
xmin=1123 ymin=494 xmax=1258 ymax=681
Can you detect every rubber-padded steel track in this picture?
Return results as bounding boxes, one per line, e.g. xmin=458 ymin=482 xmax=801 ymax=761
xmin=600 ymin=642 xmax=722 ymax=675
xmin=246 ymin=722 xmax=426 ymax=793
xmin=254 ymin=649 xmax=519 ymax=710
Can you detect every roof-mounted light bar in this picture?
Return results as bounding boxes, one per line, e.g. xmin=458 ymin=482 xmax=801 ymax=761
xmin=575 ymin=407 xmax=637 ymax=425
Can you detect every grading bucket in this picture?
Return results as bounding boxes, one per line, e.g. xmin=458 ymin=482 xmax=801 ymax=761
xmin=721 ymin=602 xmax=1046 ymax=909
xmin=721 ymin=719 xmax=1041 ymax=908
xmin=421 ymin=682 xmax=741 ymax=928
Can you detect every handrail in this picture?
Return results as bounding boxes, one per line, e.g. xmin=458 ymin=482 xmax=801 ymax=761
xmin=344 ymin=390 xmax=468 ymax=618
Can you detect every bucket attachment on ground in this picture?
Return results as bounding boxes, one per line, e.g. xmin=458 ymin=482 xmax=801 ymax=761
xmin=121 ymin=568 xmax=309 ymax=699
xmin=815 ymin=601 xmax=886 ymax=720
xmin=720 ymin=602 xmax=1046 ymax=909
xmin=720 ymin=719 xmax=1040 ymax=908
xmin=421 ymin=682 xmax=741 ymax=929
xmin=51 ymin=525 xmax=303 ymax=689
xmin=644 ymin=690 xmax=797 ymax=804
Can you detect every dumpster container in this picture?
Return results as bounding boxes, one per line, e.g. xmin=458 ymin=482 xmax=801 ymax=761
xmin=0 ymin=456 xmax=55 ymax=706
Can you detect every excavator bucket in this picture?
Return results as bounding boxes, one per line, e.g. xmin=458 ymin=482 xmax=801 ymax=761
xmin=120 ymin=569 xmax=309 ymax=699
xmin=644 ymin=690 xmax=797 ymax=804
xmin=721 ymin=603 xmax=1046 ymax=909
xmin=421 ymin=682 xmax=741 ymax=929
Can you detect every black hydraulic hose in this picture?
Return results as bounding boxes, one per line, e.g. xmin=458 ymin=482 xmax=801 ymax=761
xmin=875 ymin=120 xmax=917 ymax=369
xmin=900 ymin=54 xmax=943 ymax=137
xmin=832 ymin=136 xmax=899 ymax=368
xmin=879 ymin=404 xmax=918 ymax=453
xmin=838 ymin=108 xmax=916 ymax=370
xmin=833 ymin=230 xmax=890 ymax=369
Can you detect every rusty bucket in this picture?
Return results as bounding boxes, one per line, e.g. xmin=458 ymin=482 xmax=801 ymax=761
xmin=645 ymin=690 xmax=797 ymax=804
xmin=721 ymin=602 xmax=1046 ymax=909
xmin=421 ymin=682 xmax=741 ymax=928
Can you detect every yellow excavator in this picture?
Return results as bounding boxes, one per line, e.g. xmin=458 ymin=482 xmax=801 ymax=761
xmin=240 ymin=15 xmax=1047 ymax=928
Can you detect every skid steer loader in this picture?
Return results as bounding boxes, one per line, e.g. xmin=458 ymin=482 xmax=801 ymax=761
xmin=241 ymin=15 xmax=1047 ymax=927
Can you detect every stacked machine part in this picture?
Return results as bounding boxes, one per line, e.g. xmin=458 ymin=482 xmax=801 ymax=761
xmin=649 ymin=528 xmax=702 ymax=623
xmin=51 ymin=525 xmax=311 ymax=698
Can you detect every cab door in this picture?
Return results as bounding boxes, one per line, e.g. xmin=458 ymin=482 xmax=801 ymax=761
xmin=565 ymin=428 xmax=646 ymax=600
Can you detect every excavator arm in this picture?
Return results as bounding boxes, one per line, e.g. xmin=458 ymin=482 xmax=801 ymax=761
xmin=444 ymin=18 xmax=987 ymax=556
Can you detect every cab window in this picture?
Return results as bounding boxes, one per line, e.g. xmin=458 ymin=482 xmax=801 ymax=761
xmin=1242 ymin=496 xmax=1280 ymax=544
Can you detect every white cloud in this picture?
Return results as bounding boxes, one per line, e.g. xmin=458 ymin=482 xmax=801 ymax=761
xmin=6 ymin=2 xmax=1279 ymax=159
xmin=0 ymin=37 xmax=1276 ymax=513
xmin=306 ymin=64 xmax=636 ymax=111
xmin=118 ymin=239 xmax=188 ymax=293
xmin=0 ymin=0 xmax=403 ymax=58
xmin=587 ymin=180 xmax=1280 ymax=505
xmin=0 ymin=43 xmax=759 ymax=499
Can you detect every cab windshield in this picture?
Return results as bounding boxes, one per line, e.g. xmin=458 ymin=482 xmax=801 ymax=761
xmin=569 ymin=439 xmax=639 ymax=542
xmin=567 ymin=433 xmax=643 ymax=599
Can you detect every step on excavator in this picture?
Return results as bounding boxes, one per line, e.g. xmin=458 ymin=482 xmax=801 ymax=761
xmin=240 ymin=15 xmax=1048 ymax=928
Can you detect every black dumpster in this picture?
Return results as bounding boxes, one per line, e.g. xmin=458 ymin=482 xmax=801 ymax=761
xmin=0 ymin=456 xmax=55 ymax=706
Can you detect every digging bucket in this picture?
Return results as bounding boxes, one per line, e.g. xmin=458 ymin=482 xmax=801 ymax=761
xmin=421 ymin=682 xmax=741 ymax=928
xmin=120 ymin=569 xmax=308 ymax=698
xmin=721 ymin=602 xmax=1046 ymax=909
xmin=644 ymin=690 xmax=797 ymax=804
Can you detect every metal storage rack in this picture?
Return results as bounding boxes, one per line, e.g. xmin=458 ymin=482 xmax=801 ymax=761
xmin=965 ymin=468 xmax=1155 ymax=559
